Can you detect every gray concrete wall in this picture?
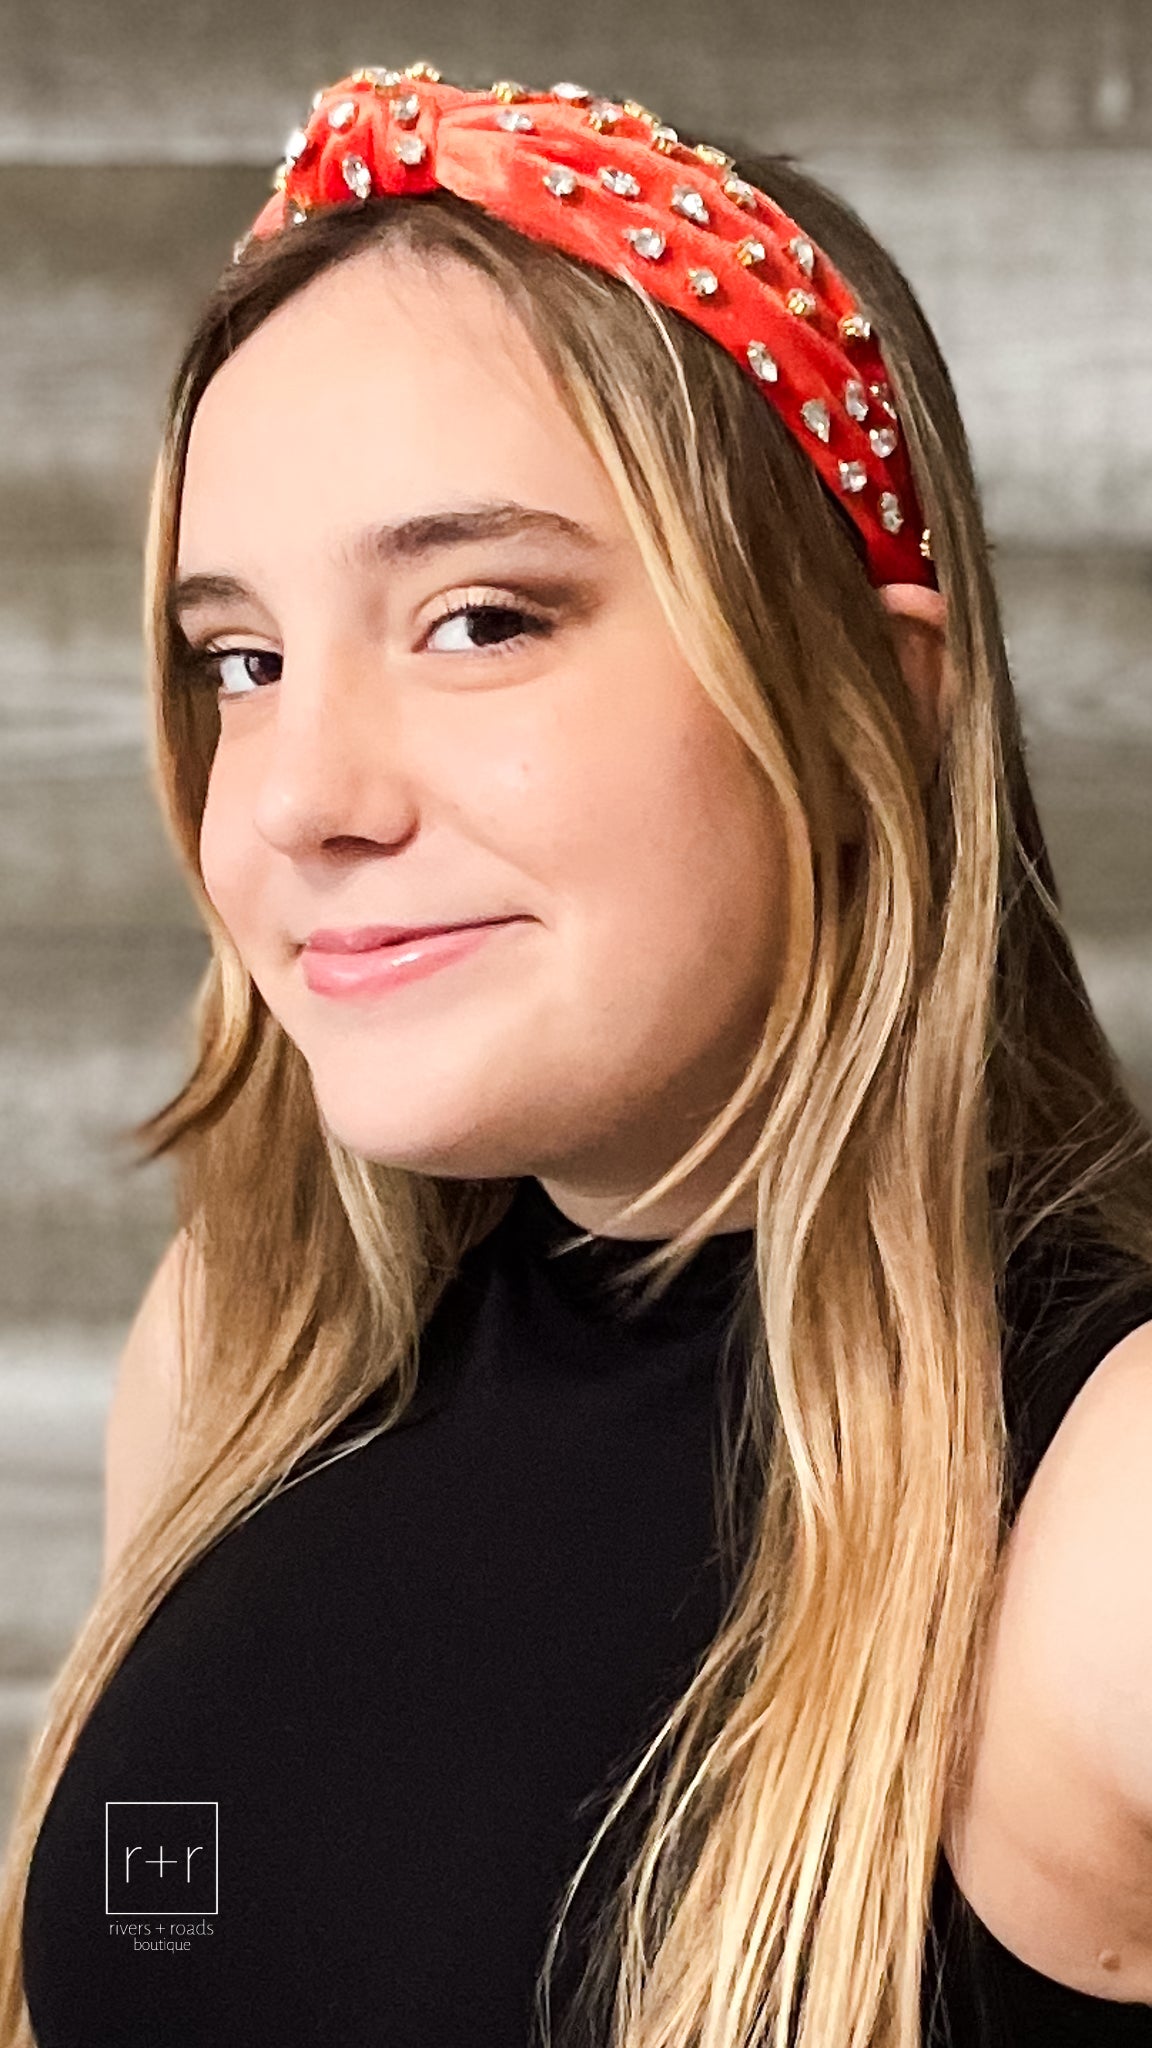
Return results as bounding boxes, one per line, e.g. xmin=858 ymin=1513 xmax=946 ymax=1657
xmin=2 ymin=1 xmax=1150 ymax=1846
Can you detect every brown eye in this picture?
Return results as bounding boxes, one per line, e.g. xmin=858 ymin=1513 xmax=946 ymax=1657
xmin=423 ymin=602 xmax=553 ymax=658
xmin=190 ymin=648 xmax=283 ymax=699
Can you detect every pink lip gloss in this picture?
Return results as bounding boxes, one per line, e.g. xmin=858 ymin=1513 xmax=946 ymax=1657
xmin=300 ymin=919 xmax=520 ymax=998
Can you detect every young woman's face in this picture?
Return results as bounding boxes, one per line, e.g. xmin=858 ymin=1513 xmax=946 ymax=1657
xmin=177 ymin=248 xmax=787 ymax=1222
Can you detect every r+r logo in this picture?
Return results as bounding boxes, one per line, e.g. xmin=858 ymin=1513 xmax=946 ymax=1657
xmin=105 ymin=1801 xmax=219 ymax=1916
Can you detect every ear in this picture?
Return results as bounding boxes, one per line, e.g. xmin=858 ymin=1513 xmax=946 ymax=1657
xmin=876 ymin=583 xmax=954 ymax=788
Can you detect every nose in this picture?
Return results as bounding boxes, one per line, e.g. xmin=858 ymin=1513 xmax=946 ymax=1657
xmin=249 ymin=643 xmax=417 ymax=857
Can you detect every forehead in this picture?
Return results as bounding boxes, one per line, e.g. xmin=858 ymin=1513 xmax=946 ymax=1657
xmin=177 ymin=250 xmax=619 ymax=573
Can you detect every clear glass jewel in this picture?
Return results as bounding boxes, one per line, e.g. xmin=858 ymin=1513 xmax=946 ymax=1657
xmin=341 ymin=153 xmax=373 ymax=199
xmin=543 ymin=166 xmax=578 ymax=198
xmin=687 ymin=266 xmax=719 ymax=296
xmin=787 ymin=289 xmax=817 ymax=318
xmin=723 ymin=175 xmax=759 ymax=208
xmin=671 ymin=184 xmax=710 ymax=224
xmin=735 ymin=236 xmax=766 ymax=266
xmin=599 ymin=167 xmax=641 ymax=197
xmin=283 ymin=125 xmax=310 ymax=165
xmin=838 ymin=460 xmax=868 ymax=492
xmin=393 ymin=93 xmax=420 ymax=125
xmin=551 ymin=81 xmax=591 ymax=101
xmin=869 ymin=382 xmax=898 ymax=419
xmin=789 ymin=236 xmax=815 ymax=276
xmin=490 ymin=80 xmax=526 ymax=101
xmin=651 ymin=124 xmax=679 ymax=149
xmin=286 ymin=202 xmax=310 ymax=227
xmin=624 ymin=225 xmax=666 ymax=259
xmin=694 ymin=143 xmax=733 ymax=168
xmin=879 ymin=492 xmax=904 ymax=532
xmin=358 ymin=67 xmax=405 ymax=87
xmin=395 ymin=134 xmax=427 ymax=165
xmin=404 ymin=62 xmax=440 ymax=81
xmin=328 ymin=99 xmax=357 ymax=130
xmin=869 ymin=425 xmax=898 ymax=458
xmin=747 ymin=340 xmax=779 ymax=381
xmin=844 ymin=378 xmax=869 ymax=422
xmin=496 ymin=107 xmax=535 ymax=131
xmin=839 ymin=312 xmax=872 ymax=341
xmin=801 ymin=398 xmax=831 ymax=442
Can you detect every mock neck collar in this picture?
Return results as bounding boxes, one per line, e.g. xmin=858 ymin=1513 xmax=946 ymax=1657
xmin=497 ymin=1175 xmax=757 ymax=1332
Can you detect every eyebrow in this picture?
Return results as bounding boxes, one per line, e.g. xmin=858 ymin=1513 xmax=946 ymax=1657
xmin=168 ymin=499 xmax=607 ymax=623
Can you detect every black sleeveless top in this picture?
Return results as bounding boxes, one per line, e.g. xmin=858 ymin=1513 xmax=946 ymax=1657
xmin=20 ymin=1178 xmax=1152 ymax=2045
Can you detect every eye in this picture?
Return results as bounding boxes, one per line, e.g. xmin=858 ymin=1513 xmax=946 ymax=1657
xmin=185 ymin=646 xmax=282 ymax=700
xmin=422 ymin=596 xmax=553 ymax=658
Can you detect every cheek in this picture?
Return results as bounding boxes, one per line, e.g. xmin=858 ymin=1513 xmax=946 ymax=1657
xmin=520 ymin=695 xmax=786 ymax=1039
xmin=197 ymin=758 xmax=259 ymax=939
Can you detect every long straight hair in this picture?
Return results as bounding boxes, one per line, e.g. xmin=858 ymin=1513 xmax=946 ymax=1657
xmin=4 ymin=134 xmax=1152 ymax=2048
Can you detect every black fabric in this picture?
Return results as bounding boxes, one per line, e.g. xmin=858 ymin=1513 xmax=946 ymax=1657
xmin=21 ymin=1178 xmax=1152 ymax=2046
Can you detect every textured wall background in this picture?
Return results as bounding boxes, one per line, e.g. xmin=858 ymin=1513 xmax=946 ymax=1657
xmin=2 ymin=0 xmax=1150 ymax=1842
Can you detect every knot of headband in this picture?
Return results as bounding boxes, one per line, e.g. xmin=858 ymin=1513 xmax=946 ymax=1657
xmin=237 ymin=61 xmax=937 ymax=590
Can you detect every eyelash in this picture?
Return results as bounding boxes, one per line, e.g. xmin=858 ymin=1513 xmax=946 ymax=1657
xmin=182 ymin=593 xmax=556 ymax=699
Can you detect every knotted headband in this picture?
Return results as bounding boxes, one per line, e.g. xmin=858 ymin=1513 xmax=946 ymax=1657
xmin=237 ymin=60 xmax=937 ymax=590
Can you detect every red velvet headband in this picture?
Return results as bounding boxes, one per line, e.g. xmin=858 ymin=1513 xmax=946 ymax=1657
xmin=238 ymin=61 xmax=937 ymax=590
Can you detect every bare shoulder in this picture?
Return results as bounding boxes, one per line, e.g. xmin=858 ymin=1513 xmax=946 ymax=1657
xmin=103 ymin=1229 xmax=201 ymax=1581
xmin=944 ymin=1312 xmax=1152 ymax=1998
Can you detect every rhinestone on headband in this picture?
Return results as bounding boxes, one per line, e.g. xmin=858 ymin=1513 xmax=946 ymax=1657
xmin=341 ymin=154 xmax=372 ymax=200
xmin=747 ymin=342 xmax=779 ymax=382
xmin=671 ymin=185 xmax=709 ymax=225
xmin=239 ymin=60 xmax=937 ymax=590
xmin=600 ymin=167 xmax=641 ymax=198
xmin=624 ymin=225 xmax=666 ymax=260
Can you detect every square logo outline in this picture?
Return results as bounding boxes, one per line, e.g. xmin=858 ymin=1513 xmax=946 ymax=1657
xmin=104 ymin=1800 xmax=219 ymax=1915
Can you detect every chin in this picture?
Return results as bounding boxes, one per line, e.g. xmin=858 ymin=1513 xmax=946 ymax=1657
xmin=306 ymin=1092 xmax=504 ymax=1179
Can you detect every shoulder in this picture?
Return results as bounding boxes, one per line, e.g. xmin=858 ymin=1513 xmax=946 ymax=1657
xmin=997 ymin=1310 xmax=1152 ymax=1796
xmin=944 ymin=1310 xmax=1152 ymax=1994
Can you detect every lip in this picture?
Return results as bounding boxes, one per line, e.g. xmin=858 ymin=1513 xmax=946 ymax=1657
xmin=299 ymin=917 xmax=525 ymax=998
xmin=302 ymin=918 xmax=515 ymax=953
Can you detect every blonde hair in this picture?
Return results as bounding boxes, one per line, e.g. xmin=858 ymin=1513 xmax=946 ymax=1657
xmin=4 ymin=146 xmax=1152 ymax=2048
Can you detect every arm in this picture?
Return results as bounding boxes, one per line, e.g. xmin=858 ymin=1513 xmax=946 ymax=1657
xmin=943 ymin=1316 xmax=1152 ymax=1997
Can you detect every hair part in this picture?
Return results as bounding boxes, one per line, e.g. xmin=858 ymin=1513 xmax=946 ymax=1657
xmin=3 ymin=141 xmax=1152 ymax=2048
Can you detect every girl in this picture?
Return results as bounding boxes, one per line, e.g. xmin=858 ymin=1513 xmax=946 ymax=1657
xmin=5 ymin=59 xmax=1152 ymax=2048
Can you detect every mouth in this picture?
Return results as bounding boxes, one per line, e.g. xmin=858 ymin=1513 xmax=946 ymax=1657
xmin=301 ymin=916 xmax=521 ymax=953
xmin=298 ymin=917 xmax=527 ymax=998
